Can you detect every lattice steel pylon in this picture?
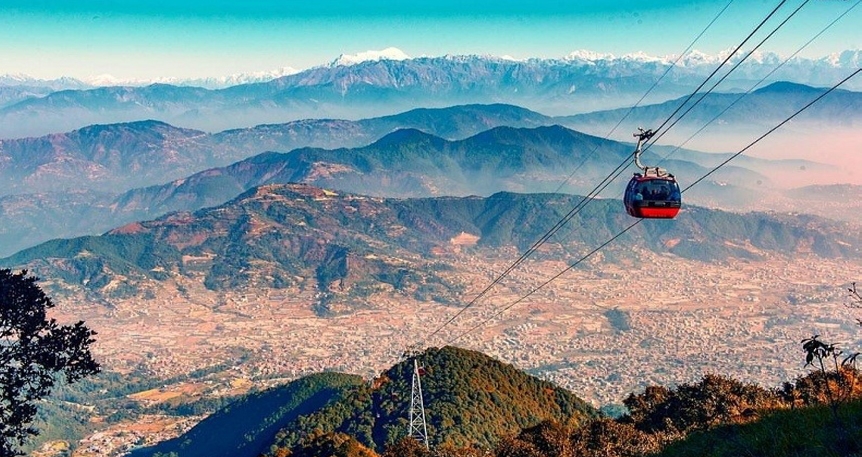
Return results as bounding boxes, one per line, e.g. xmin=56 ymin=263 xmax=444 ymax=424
xmin=408 ymin=357 xmax=429 ymax=449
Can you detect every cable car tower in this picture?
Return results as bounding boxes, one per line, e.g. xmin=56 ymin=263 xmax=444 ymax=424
xmin=408 ymin=357 xmax=429 ymax=449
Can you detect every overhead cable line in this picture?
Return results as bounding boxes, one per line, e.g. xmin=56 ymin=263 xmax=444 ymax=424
xmin=557 ymin=0 xmax=794 ymax=225
xmin=645 ymin=0 xmax=810 ymax=151
xmin=552 ymin=0 xmax=735 ymax=194
xmin=681 ymin=68 xmax=860 ymax=193
xmin=445 ymin=219 xmax=643 ymax=345
xmin=444 ymin=69 xmax=860 ymax=346
xmin=546 ymin=0 xmax=805 ymax=219
xmin=421 ymin=156 xmax=628 ymax=341
xmin=647 ymin=0 xmax=788 ymax=139
xmin=417 ymin=1 xmax=739 ymax=347
xmin=474 ymin=0 xmax=858 ymax=340
xmin=601 ymin=0 xmax=801 ymax=205
xmin=418 ymin=1 xmax=785 ymax=349
xmin=654 ymin=0 xmax=861 ymax=167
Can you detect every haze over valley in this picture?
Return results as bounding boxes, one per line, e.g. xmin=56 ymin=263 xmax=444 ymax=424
xmin=2 ymin=1 xmax=862 ymax=456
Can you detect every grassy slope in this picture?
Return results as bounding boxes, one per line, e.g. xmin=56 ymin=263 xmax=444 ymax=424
xmin=656 ymin=400 xmax=862 ymax=457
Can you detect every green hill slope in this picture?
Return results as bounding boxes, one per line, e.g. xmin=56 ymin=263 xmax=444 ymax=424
xmin=133 ymin=372 xmax=364 ymax=457
xmin=655 ymin=400 xmax=862 ymax=457
xmin=134 ymin=346 xmax=597 ymax=457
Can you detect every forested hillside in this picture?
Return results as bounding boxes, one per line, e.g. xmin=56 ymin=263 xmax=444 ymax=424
xmin=135 ymin=347 xmax=597 ymax=457
xmin=130 ymin=344 xmax=862 ymax=457
xmin=2 ymin=184 xmax=859 ymax=312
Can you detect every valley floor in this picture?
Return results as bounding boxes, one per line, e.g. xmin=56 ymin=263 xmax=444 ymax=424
xmin=43 ymin=247 xmax=862 ymax=456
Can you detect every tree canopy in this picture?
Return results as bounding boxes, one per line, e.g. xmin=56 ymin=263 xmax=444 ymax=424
xmin=0 ymin=269 xmax=100 ymax=457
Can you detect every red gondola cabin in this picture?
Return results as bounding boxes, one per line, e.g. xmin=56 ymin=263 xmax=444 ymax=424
xmin=624 ymin=173 xmax=681 ymax=219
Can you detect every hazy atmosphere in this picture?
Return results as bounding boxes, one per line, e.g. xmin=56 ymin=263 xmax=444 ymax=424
xmin=1 ymin=1 xmax=861 ymax=457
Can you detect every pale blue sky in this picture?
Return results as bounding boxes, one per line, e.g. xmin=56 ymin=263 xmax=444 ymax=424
xmin=1 ymin=0 xmax=859 ymax=80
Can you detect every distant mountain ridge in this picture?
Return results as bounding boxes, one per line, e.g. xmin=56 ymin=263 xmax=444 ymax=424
xmin=0 ymin=83 xmax=852 ymax=199
xmin=0 ymin=113 xmax=835 ymax=257
xmin=0 ymin=120 xmax=213 ymax=193
xmin=0 ymin=104 xmax=552 ymax=196
xmin=0 ymin=68 xmax=300 ymax=91
xmin=2 ymin=50 xmax=860 ymax=138
xmin=4 ymin=49 xmax=858 ymax=90
xmin=562 ymin=81 xmax=862 ymax=138
xmin=92 ymin=123 xmax=767 ymax=223
xmin=2 ymin=184 xmax=858 ymax=308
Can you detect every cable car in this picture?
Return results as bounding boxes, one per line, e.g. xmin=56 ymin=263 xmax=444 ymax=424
xmin=624 ymin=173 xmax=681 ymax=218
xmin=623 ymin=128 xmax=681 ymax=219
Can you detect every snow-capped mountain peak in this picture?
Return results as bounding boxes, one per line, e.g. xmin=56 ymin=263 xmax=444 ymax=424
xmin=564 ymin=50 xmax=669 ymax=65
xmin=0 ymin=73 xmax=89 ymax=89
xmin=329 ymin=47 xmax=411 ymax=67
xmin=565 ymin=49 xmax=616 ymax=62
xmin=4 ymin=48 xmax=861 ymax=93
xmin=85 ymin=74 xmax=139 ymax=87
xmin=678 ymin=49 xmax=720 ymax=66
xmin=826 ymin=49 xmax=862 ymax=67
xmin=621 ymin=51 xmax=667 ymax=63
xmin=499 ymin=55 xmax=524 ymax=62
xmin=80 ymin=67 xmax=301 ymax=89
xmin=0 ymin=73 xmax=35 ymax=85
xmin=188 ymin=66 xmax=300 ymax=87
